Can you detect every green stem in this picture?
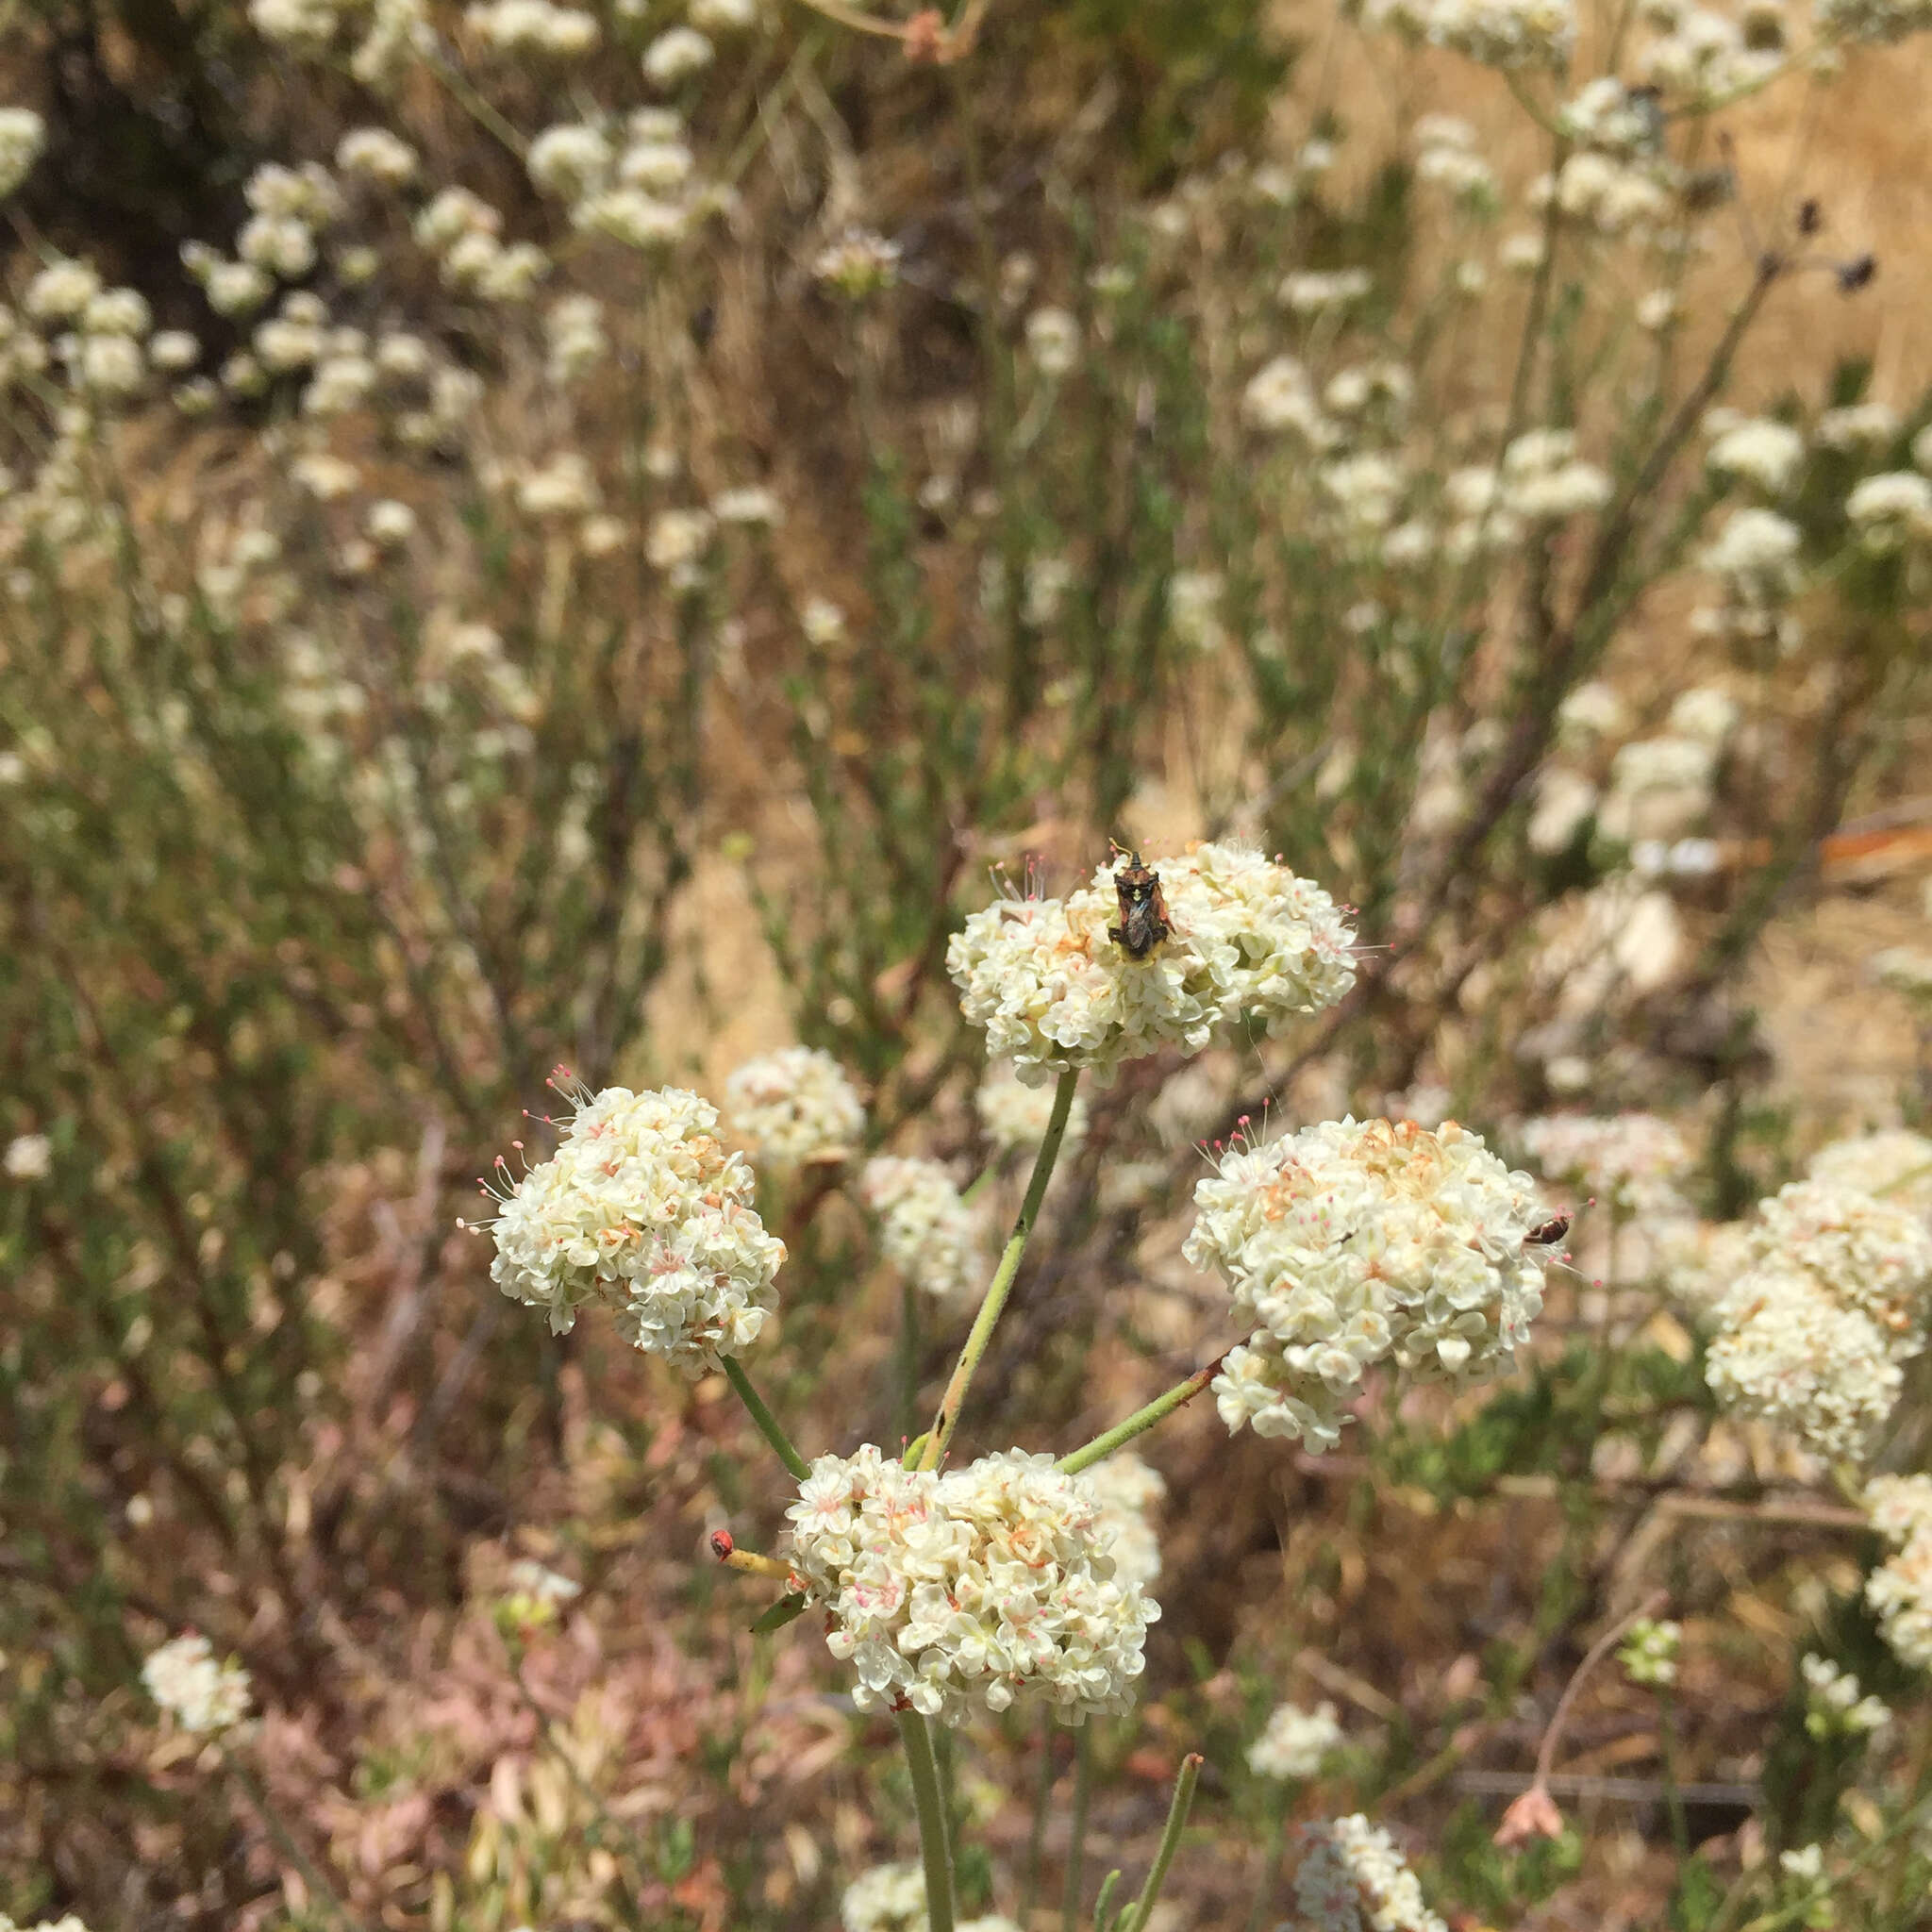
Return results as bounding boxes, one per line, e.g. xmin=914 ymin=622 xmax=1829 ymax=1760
xmin=1117 ymin=1754 xmax=1203 ymax=1932
xmin=899 ymin=1275 xmax=922 ymax=1449
xmin=723 ymin=1356 xmax=810 ymax=1481
xmin=1058 ymin=1352 xmax=1231 ymax=1475
xmin=1658 ymin=1689 xmax=1690 ymax=1858
xmin=897 ymin=1707 xmax=958 ymax=1932
xmin=919 ymin=1067 xmax=1079 ymax=1471
xmin=1244 ymin=1786 xmax=1292 ymax=1932
xmin=1022 ymin=1717 xmax=1056 ymax=1924
xmin=1062 ymin=1723 xmax=1094 ymax=1932
xmin=223 ymin=1751 xmax=360 ymax=1929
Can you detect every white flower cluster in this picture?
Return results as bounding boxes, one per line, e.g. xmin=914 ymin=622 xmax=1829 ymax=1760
xmin=841 ymin=1864 xmax=926 ymax=1932
xmin=1846 ymin=472 xmax=1932 ymax=550
xmin=1707 ymin=417 xmax=1807 ymax=494
xmin=1863 ymin=1474 xmax=1932 ymax=1671
xmin=975 ymin=1063 xmax=1091 ymax=1154
xmin=1294 ymin=1815 xmax=1446 ymax=1932
xmin=724 ymin=1046 xmax=866 ymax=1172
xmin=813 ymin=227 xmax=902 ymax=299
xmin=1808 ymin=1129 xmax=1932 ymax=1214
xmin=465 ymin=0 xmax=600 ymax=55
xmin=858 ymin=1158 xmax=979 ymax=1303
xmin=1800 ymin=1654 xmax=1890 ymax=1738
xmin=1424 ymin=0 xmax=1574 ymax=69
xmin=142 ymin=1632 xmax=254 ymax=1736
xmin=1517 ymin=1111 xmax=1689 ymax=1212
xmin=1081 ymin=1450 xmax=1166 ymax=1589
xmin=1705 ymin=1266 xmax=1904 ymax=1461
xmin=481 ymin=1079 xmax=785 ymax=1372
xmin=0 ymin=1915 xmax=90 ymax=1932
xmin=1189 ymin=1119 xmax=1553 ymax=1452
xmin=1619 ymin=1617 xmax=1681 ymax=1686
xmin=4 ymin=1132 xmax=52 ymax=1179
xmin=0 ymin=107 xmax=46 ymax=200
xmin=839 ymin=1867 xmax=1016 ymax=1932
xmin=1249 ymin=1699 xmax=1344 ymax=1779
xmin=946 ymin=843 xmax=1356 ymax=1082
xmin=785 ymin=1445 xmax=1158 ymax=1726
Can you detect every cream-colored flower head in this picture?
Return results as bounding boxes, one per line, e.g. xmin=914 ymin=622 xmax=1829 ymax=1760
xmin=1249 ymin=1699 xmax=1344 ymax=1779
xmin=1864 ymin=1475 xmax=1932 ymax=1672
xmin=1748 ymin=1180 xmax=1932 ymax=1345
xmin=947 ymin=843 xmax=1355 ymax=1084
xmin=1517 ymin=1111 xmax=1689 ymax=1212
xmin=142 ymin=1632 xmax=253 ymax=1736
xmin=1081 ymin=1450 xmax=1166 ymax=1589
xmin=975 ymin=1062 xmax=1091 ymax=1154
xmin=841 ymin=1864 xmax=927 ymax=1932
xmin=1189 ymin=1119 xmax=1553 ymax=1451
xmin=725 ymin=1046 xmax=865 ymax=1172
xmin=1294 ymin=1815 xmax=1446 ymax=1932
xmin=786 ymin=1445 xmax=1158 ymax=1726
xmin=858 ymin=1156 xmax=978 ymax=1302
xmin=1705 ymin=1266 xmax=1901 ymax=1458
xmin=478 ymin=1072 xmax=784 ymax=1372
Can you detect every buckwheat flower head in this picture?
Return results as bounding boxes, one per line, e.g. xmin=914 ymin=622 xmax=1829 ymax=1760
xmin=1801 ymin=1654 xmax=1890 ymax=1737
xmin=858 ymin=1156 xmax=979 ymax=1303
xmin=785 ymin=1444 xmax=1158 ymax=1725
xmin=575 ymin=187 xmax=689 ymax=250
xmin=1249 ymin=1699 xmax=1344 ymax=1779
xmin=647 ymin=507 xmax=714 ymax=578
xmin=1294 ymin=1815 xmax=1446 ymax=1932
xmin=1517 ymin=1111 xmax=1689 ymax=1212
xmin=1807 ymin=1129 xmax=1932 ymax=1213
xmin=643 ymin=25 xmax=715 ymax=84
xmin=478 ymin=1076 xmax=784 ymax=1371
xmin=1279 ymin=267 xmax=1374 ymax=313
xmin=841 ymin=1864 xmax=927 ymax=1932
xmin=251 ymin=0 xmax=341 ymax=48
xmin=976 ymin=1063 xmax=1091 ymax=1154
xmin=467 ymin=0 xmax=600 ymax=53
xmin=5 ymin=1132 xmax=52 ymax=1179
xmin=337 ymin=126 xmax=418 ymax=185
xmin=527 ymin=123 xmax=613 ymax=199
xmin=1082 ymin=1451 xmax=1165 ymax=1589
xmin=142 ymin=1632 xmax=254 ymax=1735
xmin=1707 ymin=418 xmax=1806 ymax=493
xmin=724 ymin=1046 xmax=865 ymax=1172
xmin=1619 ymin=1618 xmax=1681 ymax=1685
xmin=0 ymin=108 xmax=47 ymax=200
xmin=148 ymin=330 xmax=201 ymax=372
xmin=1241 ymin=357 xmax=1334 ymax=441
xmin=25 ymin=259 xmax=102 ymax=323
xmin=1705 ymin=1266 xmax=1901 ymax=1457
xmin=517 ymin=453 xmax=599 ymax=518
xmin=1845 ymin=472 xmax=1932 ymax=549
xmin=0 ymin=1915 xmax=92 ymax=1932
xmin=1747 ymin=1179 xmax=1932 ymax=1343
xmin=1863 ymin=1475 xmax=1932 ymax=1670
xmin=814 ymin=227 xmax=902 ymax=299
xmin=619 ymin=137 xmax=694 ymax=192
xmin=1190 ymin=1119 xmax=1553 ymax=1451
xmin=946 ymin=842 xmax=1356 ymax=1082
xmin=1818 ymin=403 xmax=1899 ymax=452
xmin=1702 ymin=507 xmax=1803 ymax=603
xmin=713 ymin=485 xmax=782 ymax=525
xmin=1427 ymin=0 xmax=1574 ymax=68
xmin=1024 ymin=307 xmax=1080 ymax=376
xmin=83 ymin=287 xmax=150 ymax=338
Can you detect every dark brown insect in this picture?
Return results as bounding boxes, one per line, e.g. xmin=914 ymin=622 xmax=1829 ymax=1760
xmin=1527 ymin=1214 xmax=1573 ymax=1247
xmin=1108 ymin=849 xmax=1172 ymax=959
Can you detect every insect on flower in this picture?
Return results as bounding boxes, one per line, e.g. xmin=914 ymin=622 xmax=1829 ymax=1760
xmin=1108 ymin=847 xmax=1173 ymax=959
xmin=1527 ymin=1213 xmax=1573 ymax=1246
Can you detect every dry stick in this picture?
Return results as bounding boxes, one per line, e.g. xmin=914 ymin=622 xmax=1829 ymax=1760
xmin=1531 ymin=1591 xmax=1671 ymax=1800
xmin=918 ymin=1067 xmax=1080 ymax=1472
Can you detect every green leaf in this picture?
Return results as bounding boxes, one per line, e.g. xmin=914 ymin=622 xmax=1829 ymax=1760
xmin=751 ymin=1591 xmax=808 ymax=1635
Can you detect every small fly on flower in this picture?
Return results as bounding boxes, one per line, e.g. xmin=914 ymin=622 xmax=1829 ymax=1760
xmin=1527 ymin=1213 xmax=1573 ymax=1246
xmin=1108 ymin=847 xmax=1172 ymax=959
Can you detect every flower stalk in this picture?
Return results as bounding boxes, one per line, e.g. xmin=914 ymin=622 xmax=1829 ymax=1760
xmin=919 ymin=1066 xmax=1080 ymax=1471
xmin=1058 ymin=1353 xmax=1232 ymax=1475
xmin=723 ymin=1356 xmax=810 ymax=1480
xmin=897 ymin=1706 xmax=958 ymax=1932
